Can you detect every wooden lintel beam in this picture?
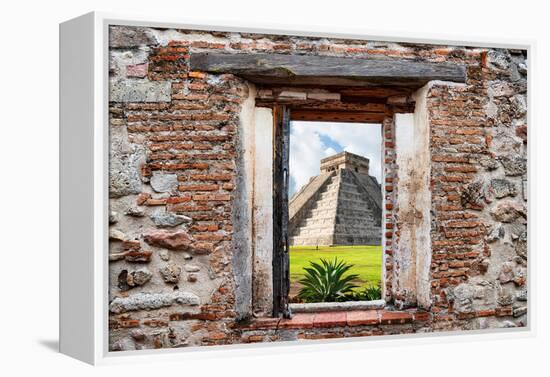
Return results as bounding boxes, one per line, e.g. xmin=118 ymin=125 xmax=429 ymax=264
xmin=290 ymin=110 xmax=385 ymax=123
xmin=190 ymin=53 xmax=467 ymax=87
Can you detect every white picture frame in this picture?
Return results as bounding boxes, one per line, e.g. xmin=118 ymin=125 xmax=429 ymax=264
xmin=59 ymin=11 xmax=534 ymax=365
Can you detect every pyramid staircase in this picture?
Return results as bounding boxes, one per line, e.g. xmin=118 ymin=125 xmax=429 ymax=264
xmin=289 ymin=157 xmax=382 ymax=246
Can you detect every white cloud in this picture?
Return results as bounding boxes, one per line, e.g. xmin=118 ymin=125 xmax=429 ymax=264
xmin=324 ymin=147 xmax=338 ymax=157
xmin=289 ymin=121 xmax=381 ymax=196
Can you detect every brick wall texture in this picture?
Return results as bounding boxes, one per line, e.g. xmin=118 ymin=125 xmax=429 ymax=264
xmin=108 ymin=25 xmax=528 ymax=351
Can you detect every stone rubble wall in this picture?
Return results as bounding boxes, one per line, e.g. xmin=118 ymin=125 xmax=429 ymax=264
xmin=108 ymin=25 xmax=527 ymax=351
xmin=427 ymin=50 xmax=528 ymax=330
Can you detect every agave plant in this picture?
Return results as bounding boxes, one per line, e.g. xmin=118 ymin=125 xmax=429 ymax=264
xmin=298 ymin=258 xmax=359 ymax=303
xmin=362 ymin=284 xmax=382 ymax=301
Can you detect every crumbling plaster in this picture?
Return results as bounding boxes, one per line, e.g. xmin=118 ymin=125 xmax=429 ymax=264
xmin=252 ymin=107 xmax=274 ymax=316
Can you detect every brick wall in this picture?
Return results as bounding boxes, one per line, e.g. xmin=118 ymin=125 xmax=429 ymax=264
xmin=108 ymin=25 xmax=527 ymax=351
xmin=382 ymin=113 xmax=397 ymax=302
xmin=427 ymin=54 xmax=527 ymax=330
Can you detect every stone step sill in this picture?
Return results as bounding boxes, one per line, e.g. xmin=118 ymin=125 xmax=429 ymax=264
xmin=290 ymin=299 xmax=385 ymax=313
xmin=239 ymin=308 xmax=431 ymax=331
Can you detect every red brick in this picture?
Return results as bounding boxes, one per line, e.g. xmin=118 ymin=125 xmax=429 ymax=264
xmin=136 ymin=192 xmax=151 ymax=205
xmin=191 ymin=41 xmax=226 ymax=49
xmin=194 ymin=234 xmax=225 ymax=241
xmin=476 ymin=309 xmax=496 ymax=318
xmin=190 ymin=224 xmax=219 ymax=232
xmin=302 ymin=332 xmax=343 ymax=340
xmin=188 ymin=82 xmax=207 ymax=91
xmin=170 ymin=312 xmax=217 ymax=321
xmin=144 ymin=198 xmax=167 ymax=206
xmin=245 ymin=335 xmax=265 ymax=343
xmin=346 ymin=310 xmax=379 ymax=326
xmin=167 ymin=204 xmax=210 ymax=212
xmin=445 ymin=220 xmax=482 ymax=228
xmin=178 ymin=184 xmax=219 ymax=192
xmin=445 ymin=165 xmax=478 ymax=173
xmin=166 ymin=196 xmax=192 ymax=204
xmin=433 ymin=314 xmax=454 ymax=322
xmin=313 ymin=312 xmax=347 ymax=328
xmin=124 ymin=251 xmax=152 ymax=263
xmin=188 ymin=71 xmax=206 ymax=79
xmin=239 ymin=317 xmax=280 ymax=330
xmin=122 ymin=240 xmax=141 ymax=251
xmin=149 ymin=163 xmax=209 ymax=171
xmin=208 ymin=331 xmax=228 ymax=340
xmin=143 ymin=319 xmax=168 ymax=327
xmin=191 ymin=173 xmax=233 ymax=181
xmin=516 ymin=124 xmax=527 ymax=141
xmin=279 ymin=313 xmax=315 ymax=329
xmin=457 ymin=312 xmax=476 ymax=320
xmin=380 ymin=311 xmax=413 ymax=325
xmin=413 ymin=311 xmax=431 ymax=322
xmin=109 ymin=319 xmax=140 ymax=329
xmin=192 ymin=242 xmax=215 ymax=254
xmin=495 ymin=307 xmax=513 ymax=317
xmin=193 ymin=194 xmax=231 ymax=201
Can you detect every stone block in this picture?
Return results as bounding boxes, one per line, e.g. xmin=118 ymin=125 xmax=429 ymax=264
xmin=143 ymin=229 xmax=193 ymax=250
xmin=110 ymin=79 xmax=171 ymax=102
xmin=159 ymin=263 xmax=182 ymax=283
xmin=278 ymin=91 xmax=307 ymax=100
xmin=499 ymin=155 xmax=527 ymax=177
xmin=490 ymin=178 xmax=517 ymax=199
xmin=150 ymin=212 xmax=191 ymax=228
xmin=126 ymin=63 xmax=149 ymax=78
xmin=109 ymin=292 xmax=200 ymax=313
xmin=118 ymin=268 xmax=152 ymax=290
xmin=307 ymin=92 xmax=341 ymax=101
xmin=109 ymin=127 xmax=145 ymax=197
xmin=150 ymin=173 xmax=179 ymax=193
xmin=109 ymin=26 xmax=157 ymax=48
xmin=184 ymin=264 xmax=200 ymax=272
xmin=490 ymin=201 xmax=526 ymax=223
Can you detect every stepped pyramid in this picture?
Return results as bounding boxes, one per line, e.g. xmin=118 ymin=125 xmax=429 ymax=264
xmin=289 ymin=151 xmax=382 ymax=246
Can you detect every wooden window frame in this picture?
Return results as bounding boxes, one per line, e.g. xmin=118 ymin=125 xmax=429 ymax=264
xmin=271 ymin=106 xmax=389 ymax=318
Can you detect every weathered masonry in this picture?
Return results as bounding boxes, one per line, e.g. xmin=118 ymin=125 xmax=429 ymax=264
xmin=108 ymin=25 xmax=528 ymax=351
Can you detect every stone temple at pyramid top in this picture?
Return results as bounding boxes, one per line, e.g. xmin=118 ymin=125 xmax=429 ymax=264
xmin=320 ymin=151 xmax=371 ymax=176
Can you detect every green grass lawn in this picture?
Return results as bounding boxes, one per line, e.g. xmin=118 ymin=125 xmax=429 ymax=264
xmin=289 ymin=245 xmax=382 ymax=296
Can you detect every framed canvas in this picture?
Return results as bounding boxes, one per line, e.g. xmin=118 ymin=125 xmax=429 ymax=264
xmin=59 ymin=12 xmax=532 ymax=365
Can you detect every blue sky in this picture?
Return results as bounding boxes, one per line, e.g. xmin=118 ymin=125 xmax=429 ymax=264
xmin=289 ymin=121 xmax=382 ymax=196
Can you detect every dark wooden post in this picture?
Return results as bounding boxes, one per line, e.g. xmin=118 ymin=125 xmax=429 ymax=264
xmin=272 ymin=105 xmax=291 ymax=318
